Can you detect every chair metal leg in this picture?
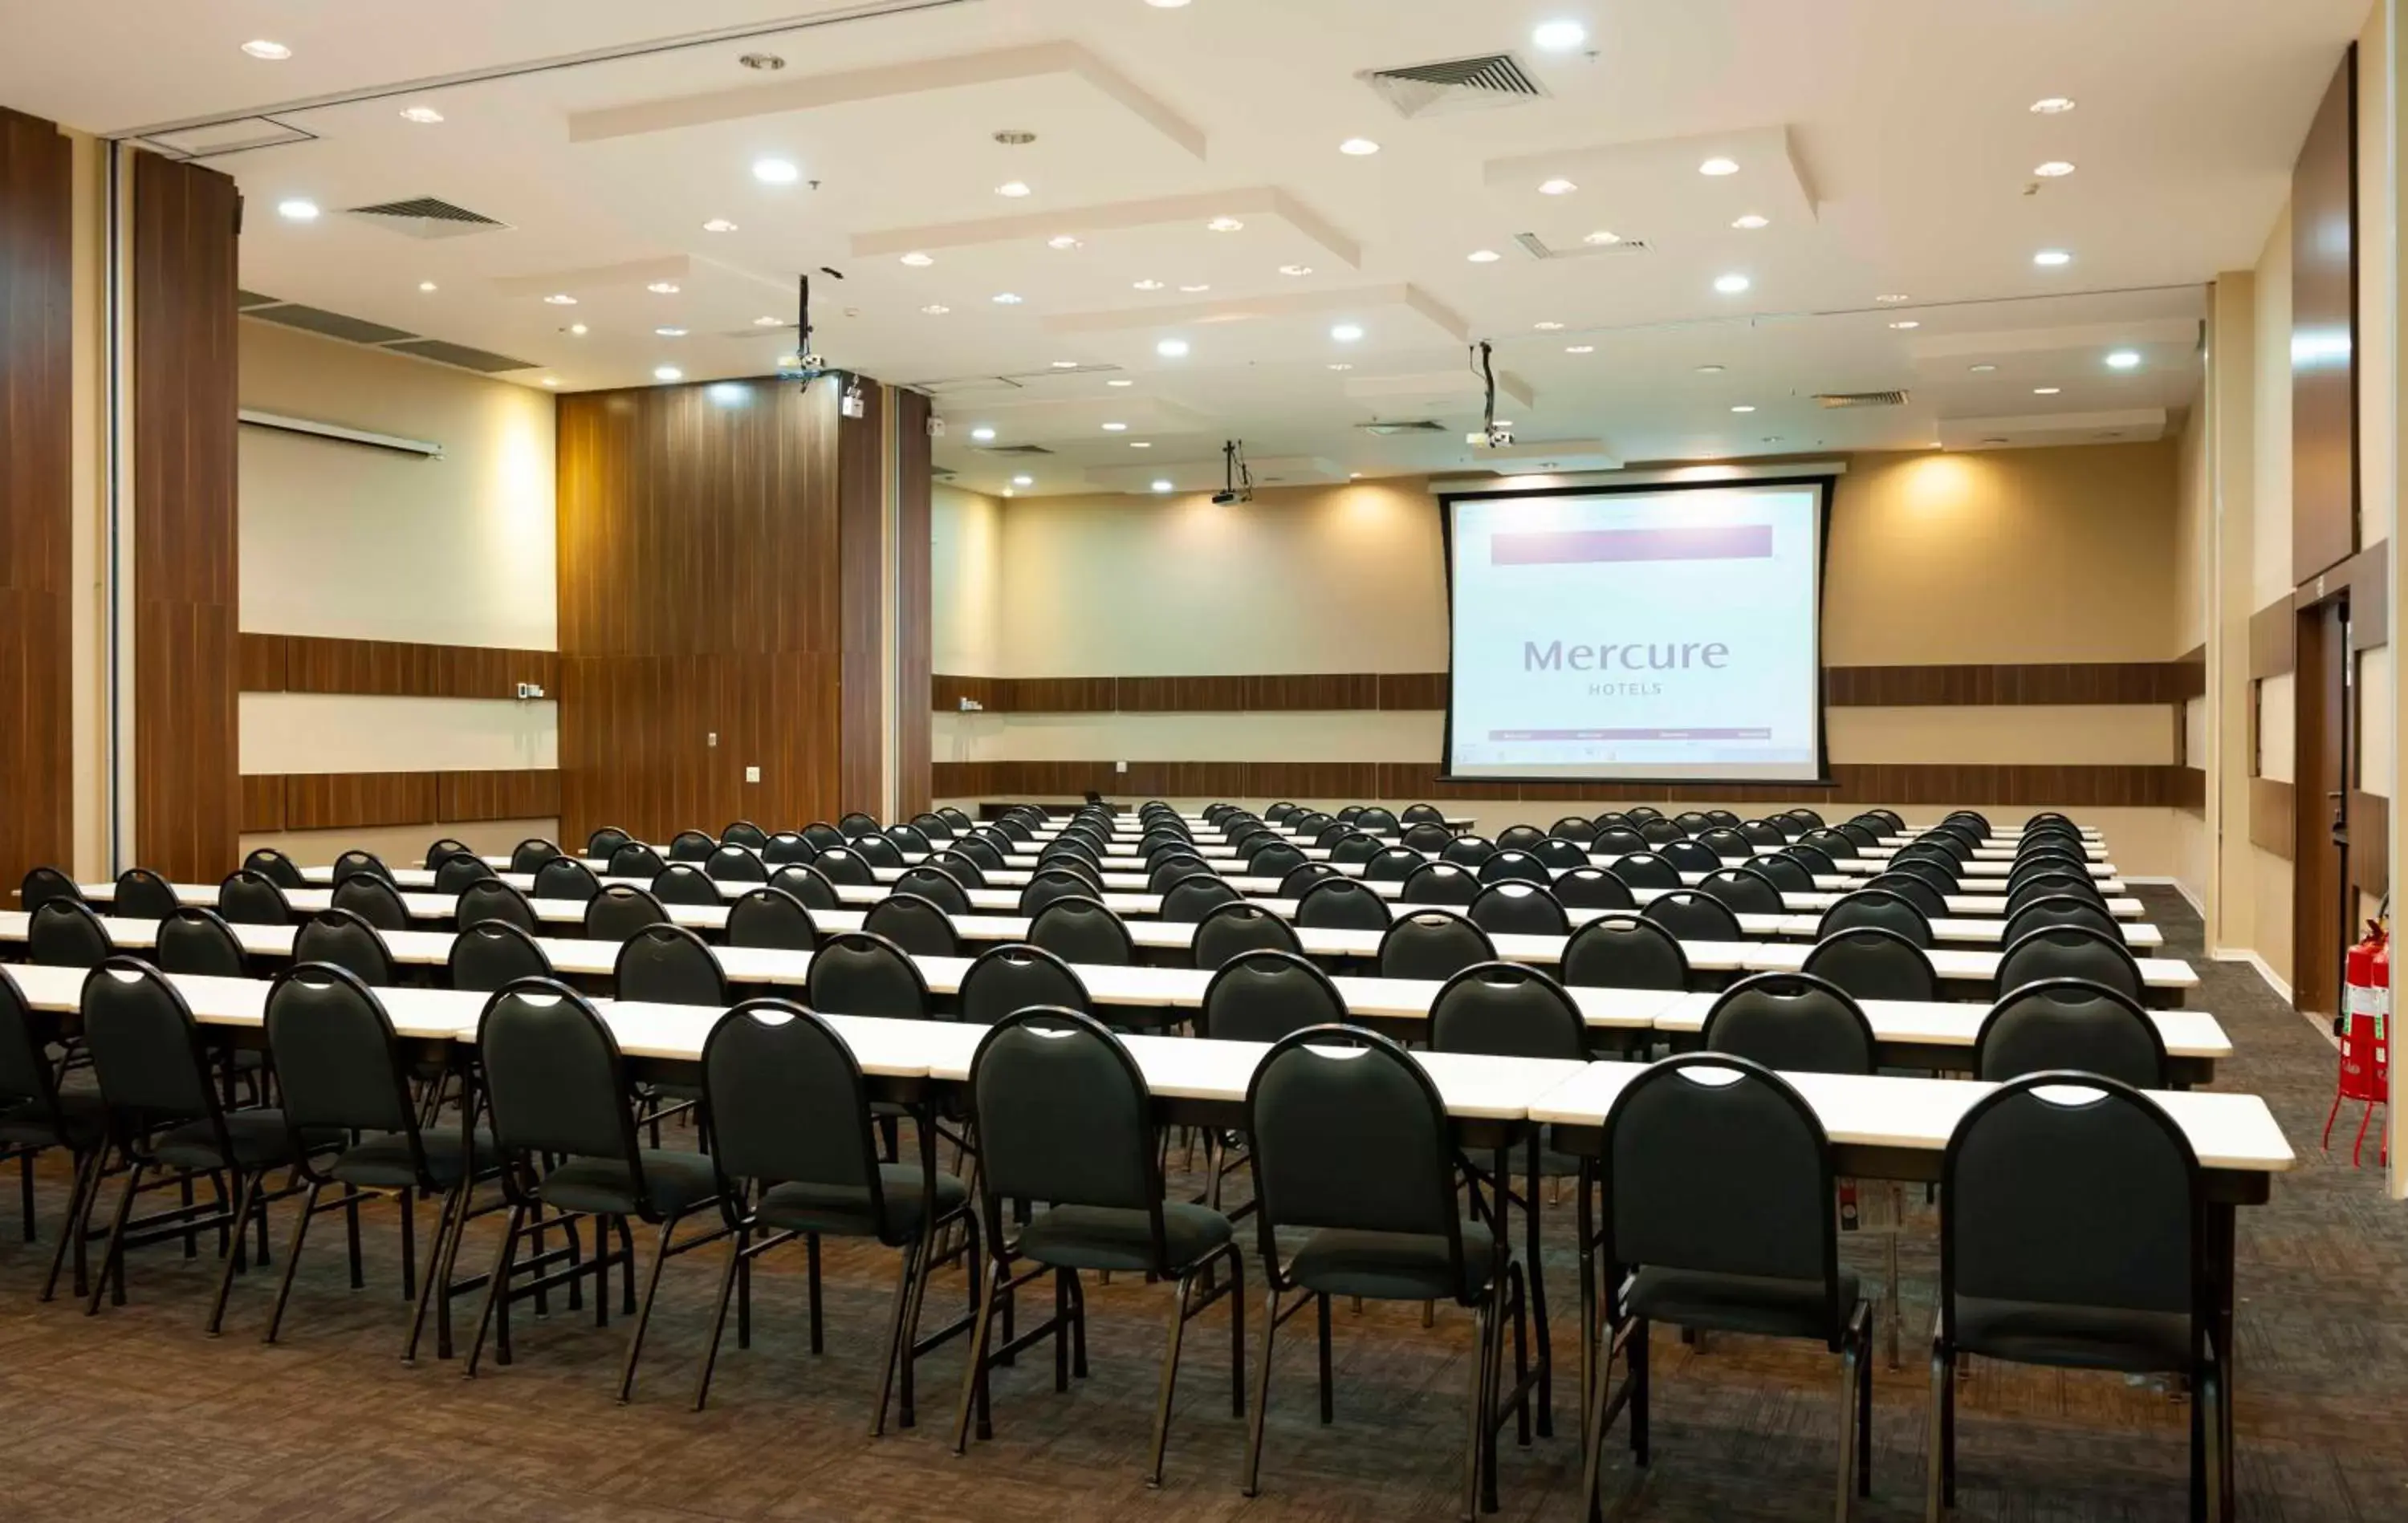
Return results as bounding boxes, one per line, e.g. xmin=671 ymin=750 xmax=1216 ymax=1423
xmin=262 ymin=1178 xmax=323 ymax=1343
xmin=951 ymin=1254 xmax=1002 ymax=1455
xmin=206 ymin=1169 xmax=264 ymax=1336
xmin=1241 ymin=1285 xmax=1282 ymax=1497
xmin=1630 ymin=1316 xmax=1650 ymax=1466
xmin=807 ymin=1232 xmax=824 ymax=1354
xmin=690 ymin=1225 xmax=746 ymax=1414
xmin=1885 ymin=1184 xmax=1905 ymax=1371
xmin=1463 ymin=1290 xmax=1493 ymax=1522
xmin=404 ymin=1184 xmax=465 ymax=1363
xmin=1835 ymin=1334 xmax=1861 ymax=1523
xmin=41 ymin=1149 xmax=99 ymax=1304
xmin=616 ymin=1214 xmax=637 ymax=1314
xmin=1053 ymin=1266 xmax=1072 ymax=1391
xmin=342 ymin=1183 xmax=362 ymax=1288
xmin=870 ymin=1234 xmax=920 ymax=1436
xmin=1227 ymin=1247 xmax=1247 ymax=1418
xmin=398 ymin=1188 xmax=417 ymax=1302
xmin=1145 ymin=1269 xmax=1198 ymax=1488
xmin=614 ymin=1214 xmax=680 ymax=1405
xmin=1316 ymin=1292 xmax=1334 ymax=1423
xmin=18 ymin=1150 xmax=33 ymax=1241
xmin=463 ymin=1200 xmax=526 ymax=1376
xmin=1511 ymin=1264 xmax=1532 ymax=1449
xmin=1857 ymin=1319 xmax=1874 ymax=1498
xmin=84 ymin=1160 xmax=143 ymax=1317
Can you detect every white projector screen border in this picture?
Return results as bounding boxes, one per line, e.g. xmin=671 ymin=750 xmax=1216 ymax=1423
xmin=1437 ymin=474 xmax=1837 ymax=786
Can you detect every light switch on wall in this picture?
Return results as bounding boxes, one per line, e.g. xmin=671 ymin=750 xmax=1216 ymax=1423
xmin=745 ymin=766 xmax=761 ymax=783
xmin=1115 ymin=760 xmax=1128 ymax=773
xmin=707 ymin=732 xmax=718 ymax=747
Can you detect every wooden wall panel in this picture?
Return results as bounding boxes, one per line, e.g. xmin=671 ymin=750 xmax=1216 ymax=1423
xmin=236 ymin=633 xmax=556 ymax=697
xmin=2251 ymin=777 xmax=2296 ymax=859
xmin=2351 ymin=790 xmax=2388 ymax=900
xmin=1821 ymin=663 xmax=2194 ymax=706
xmin=133 ymin=152 xmax=241 ymax=881
xmin=239 ymin=775 xmax=286 ymax=834
xmin=2292 ymin=46 xmax=2359 ymax=585
xmin=439 ymin=768 xmax=562 ymax=822
xmin=280 ymin=772 xmax=439 ymax=832
xmin=836 ymin=381 xmax=887 ymax=817
xmin=2250 ymin=601 xmax=2298 ymax=678
xmin=0 ymin=108 xmax=75 ymax=891
xmin=893 ymin=388 xmax=934 ymax=815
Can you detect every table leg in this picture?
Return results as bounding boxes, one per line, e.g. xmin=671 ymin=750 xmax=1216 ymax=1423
xmin=1523 ymin=1133 xmax=1552 ymax=1439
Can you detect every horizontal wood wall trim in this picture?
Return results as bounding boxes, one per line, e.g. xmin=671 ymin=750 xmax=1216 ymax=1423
xmin=2250 ymin=600 xmax=2296 ymax=679
xmin=932 ymin=761 xmax=2196 ymax=808
xmin=2174 ymin=767 xmax=2207 ymax=815
xmin=2249 ymin=776 xmax=2296 ymax=860
xmin=2351 ymin=790 xmax=2389 ymax=900
xmin=2296 ymin=538 xmax=2392 ymax=650
xmin=2174 ymin=645 xmax=2207 ymax=701
xmin=238 ymin=633 xmax=559 ymax=699
xmin=934 ymin=663 xmax=2205 ymax=715
xmin=240 ymin=770 xmax=560 ymax=835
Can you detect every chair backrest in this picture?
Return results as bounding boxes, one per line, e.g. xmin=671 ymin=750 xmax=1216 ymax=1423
xmin=614 ymin=923 xmax=730 ymax=1006
xmin=1975 ymin=977 xmax=2168 ymax=1088
xmin=240 ymin=848 xmax=306 ymax=890
xmin=911 ymin=812 xmax=954 ymax=842
xmin=533 ymin=856 xmax=602 ymax=904
xmin=668 ymin=830 xmax=717 ymax=863
xmin=1028 ymin=895 xmax=1137 ymax=965
xmin=2003 ymin=894 xmax=2125 ymax=946
xmin=763 ymin=831 xmax=818 ymax=867
xmin=1701 ymin=972 xmax=1877 ymax=1075
xmin=893 ymin=865 xmax=973 ymax=914
xmin=1552 ymin=867 xmax=1636 ymax=911
xmin=1328 ymin=833 xmax=1382 ymax=867
xmin=800 ymin=822 xmax=848 ymax=850
xmin=1816 ymin=887 xmax=1933 ymax=948
xmin=1466 ymin=880 xmax=1570 ymax=936
xmin=478 ymin=978 xmax=643 ymax=1165
xmin=1942 ymin=1074 xmax=2199 ymax=1340
xmin=1015 ymin=867 xmax=1095 ymax=916
xmin=1638 ymin=818 xmax=1686 ymax=847
xmin=433 ymin=855 xmax=496 ymax=895
xmin=293 ymin=908 xmax=397 ymax=985
xmin=584 ymin=884 xmax=670 ymax=943
xmin=1743 ymin=855 xmax=1814 ymax=894
xmin=1439 ymin=835 xmax=1497 ymax=867
xmin=30 ymin=899 xmax=114 ymax=968
xmin=1147 ymin=854 xmax=1210 ymax=892
xmin=112 ymin=867 xmax=181 ymax=921
xmin=1357 ymin=806 xmax=1399 ymax=833
xmin=804 ymin=930 xmax=931 ymax=1020
xmin=885 ymin=823 xmax=934 ymax=857
xmin=1864 ymin=870 xmax=1949 ymax=916
xmin=1295 ymin=875 xmax=1393 ymax=931
xmin=1376 ymin=910 xmax=1497 ymax=981
xmin=1780 ymin=807 xmax=1824 ymax=830
xmin=769 ymin=863 xmax=840 ymax=910
xmin=1401 ymin=822 xmax=1454 ymax=852
xmin=1601 ymin=1055 xmax=1843 ymax=1338
xmin=1401 ymin=803 xmax=1446 ymax=825
xmin=939 ymin=806 xmax=976 ymax=830
xmin=1608 ymin=852 xmax=1680 ymax=890
xmin=957 ymin=943 xmax=1091 ymax=1025
xmin=705 ymin=846 xmax=769 ymax=884
xmin=1549 ymin=816 xmax=1598 ymax=845
xmin=454 ymin=878 xmax=536 ymax=934
xmin=1038 ymin=854 xmax=1104 ymax=891
xmin=863 ymin=893 xmax=961 ymax=958
xmin=82 ymin=958 xmax=220 ymax=1129
xmin=586 ymin=826 xmax=634 ymax=859
xmin=1591 ymin=826 xmax=1647 ymax=857
xmin=1799 ymin=927 xmax=1939 ymax=1002
xmin=1476 ymin=849 xmax=1549 ymax=886
xmin=1429 ymin=962 xmax=1586 ymax=1060
xmin=702 ymin=1001 xmax=885 ymax=1217
xmin=217 ymin=869 xmax=294 ymax=928
xmin=2005 ymin=871 xmax=2104 ymax=912
xmin=332 ymin=850 xmax=391 ymax=884
xmin=652 ymin=863 xmax=724 ymax=907
xmin=0 ymin=969 xmax=63 ymax=1127
xmin=968 ymin=1010 xmax=1168 ymax=1264
xmin=1697 ymin=867 xmax=1783 ymax=916
xmin=931 ymin=850 xmax=988 ymax=890
xmin=1193 ymin=900 xmax=1303 ymax=969
xmin=1657 ymin=839 xmax=1723 ymax=875
xmin=1528 ymin=838 xmax=1588 ymax=871
xmin=1247 ymin=840 xmax=1308 ymax=878
xmin=1159 ymin=872 xmax=1242 ymax=923
xmin=332 ymin=874 xmax=411 ymax=932
xmin=949 ymin=835 xmax=1005 ymax=872
xmin=1561 ymin=914 xmax=1690 ymax=990
xmin=610 ymin=842 xmax=668 ymax=878
xmin=1672 ymin=810 xmax=1712 ymax=837
xmin=1995 ymin=924 xmax=2145 ymax=1002
xmin=266 ymin=964 xmax=419 ymax=1141
xmin=726 ymin=887 xmax=819 ymax=951
xmin=1398 ymin=859 xmax=1479 ymax=906
xmin=449 ymin=919 xmax=555 ymax=993
xmin=837 ymin=812 xmax=879 ymax=838
xmin=1782 ymin=843 xmax=1837 ymax=875
xmin=1198 ymin=949 xmax=1345 ymax=1041
xmin=1640 ymin=889 xmax=1742 ymax=943
xmin=1496 ymin=824 xmax=1548 ymax=852
xmin=510 ymin=838 xmax=565 ymax=874
xmin=154 ymin=907 xmax=246 ymax=977
xmin=1281 ymin=862 xmax=1338 ymax=898
xmin=722 ymin=821 xmax=770 ymax=851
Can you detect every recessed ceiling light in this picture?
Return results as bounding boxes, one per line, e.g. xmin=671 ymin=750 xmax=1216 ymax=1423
xmin=1565 ymin=344 xmax=1595 ymax=354
xmin=702 ymin=218 xmax=738 ymax=233
xmin=754 ymin=315 xmax=783 ymax=326
xmin=567 ymin=323 xmax=588 ymax=335
xmin=1534 ymin=321 xmax=1564 ymax=331
xmin=541 ymin=378 xmax=559 ymax=388
xmin=1466 ymin=250 xmax=1502 ymax=263
xmin=1532 ymin=20 xmax=1588 ymax=51
xmin=2034 ymin=160 xmax=2076 ymax=177
xmin=1494 ymin=420 xmax=1515 ymax=428
xmin=2029 ymin=96 xmax=2077 ymax=114
xmin=2105 ymin=350 xmax=2142 ymax=369
xmin=1888 ymin=319 xmax=1921 ymax=330
xmin=1732 ymin=213 xmax=1768 ymax=229
xmin=653 ymin=366 xmax=683 ymax=382
xmin=1133 ymin=278 xmax=1165 ymax=290
xmin=544 ymin=293 xmax=577 ymax=305
xmin=1178 ymin=283 xmax=1210 ymax=292
xmin=277 ymin=199 xmax=319 ymax=221
xmin=1131 ymin=441 xmax=1151 ymax=448
xmin=654 ymin=327 xmax=688 ymax=337
xmin=1538 ymin=178 xmax=1577 ymax=196
xmin=1277 ymin=264 xmax=1314 ymax=277
xmin=1047 ymin=235 xmax=1082 ymax=250
xmin=1206 ymin=217 xmax=1244 ymax=233
xmin=400 ymin=106 xmax=445 ymax=124
xmin=920 ymin=304 xmax=950 ymax=315
xmin=1157 ymin=339 xmax=1190 ymax=357
xmin=899 ymin=252 xmax=934 ymax=266
xmin=1145 ymin=0 xmax=1192 ymax=7
xmin=1699 ymin=156 xmax=1739 ymax=177
xmin=970 ymin=426 xmax=997 ymax=441
xmin=1582 ymin=230 xmax=1621 ymax=246
xmin=1731 ymin=404 xmax=1757 ymax=413
xmin=2033 ymin=249 xmax=2072 ymax=266
xmin=992 ymin=292 xmax=1023 ymax=305
xmin=1875 ymin=293 xmax=1911 ymax=304
xmin=1330 ymin=323 xmax=1365 ymax=343
xmin=1713 ymin=273 xmax=1751 ymax=294
xmin=1012 ymin=474 xmax=1035 ymax=486
xmin=417 ymin=281 xmax=437 ymax=293
xmin=1969 ymin=363 xmax=1997 ymax=372
xmin=1051 ymin=360 xmax=1080 ymax=369
xmin=1695 ymin=364 xmax=1725 ymax=373
xmin=241 ymin=39 xmax=291 ymax=59
xmin=995 ymin=181 xmax=1031 ymax=198
xmin=1001 ymin=488 xmax=1015 ymax=498
xmin=1327 ymin=363 xmax=1354 ymax=371
xmin=2032 ymin=386 xmax=2061 ymax=395
xmin=1340 ymin=137 xmax=1381 ymax=156
xmin=1108 ymin=378 xmax=1134 ymax=386
xmin=1102 ymin=422 xmax=1128 ymax=432
xmin=647 ymin=282 xmax=681 ymax=294
xmin=1152 ymin=479 xmax=1174 ymax=493
xmin=1349 ymin=473 xmax=1364 ymax=480
xmin=752 ymin=158 xmax=800 ymax=185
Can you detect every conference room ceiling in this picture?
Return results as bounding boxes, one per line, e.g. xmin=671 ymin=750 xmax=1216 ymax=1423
xmin=2 ymin=0 xmax=2365 ymax=493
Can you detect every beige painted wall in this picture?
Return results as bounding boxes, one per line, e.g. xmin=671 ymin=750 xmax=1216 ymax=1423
xmin=238 ymin=693 xmax=558 ymax=775
xmin=931 ymin=485 xmax=1005 ymax=677
xmin=238 ymin=818 xmax=559 ymax=871
xmin=2251 ymin=208 xmax=2298 ymax=611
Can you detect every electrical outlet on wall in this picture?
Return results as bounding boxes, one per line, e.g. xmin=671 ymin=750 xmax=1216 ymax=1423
xmin=745 ymin=766 xmax=761 ymax=783
xmin=707 ymin=732 xmax=718 ymax=747
xmin=1115 ymin=761 xmax=1128 ymax=774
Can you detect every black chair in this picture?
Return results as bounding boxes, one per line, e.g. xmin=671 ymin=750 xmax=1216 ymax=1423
xmin=1865 ymin=869 xmax=1950 ymax=917
xmin=510 ymin=839 xmax=565 ymax=874
xmin=668 ymin=830 xmax=717 ymax=863
xmin=840 ymin=812 xmax=883 ymax=839
xmin=1561 ymin=916 xmax=1689 ymax=991
xmin=1401 ymin=822 xmax=1454 ymax=852
xmin=433 ymin=855 xmax=497 ymax=896
xmin=586 ymin=826 xmax=635 ymax=859
xmin=1430 ymin=961 xmax=1586 ymax=1062
xmin=332 ymin=875 xmax=411 ymax=933
xmin=1477 ymin=850 xmax=1549 ymax=887
xmin=1995 ymin=924 xmax=2145 ymax=1003
xmin=112 ymin=868 xmax=180 ymax=922
xmin=953 ymin=1009 xmax=1243 ymax=1483
xmin=1043 ymin=837 xmax=1103 ymax=870
xmin=1780 ymin=807 xmax=1824 ymax=831
xmin=154 ymin=907 xmax=247 ymax=978
xmin=1743 ymin=855 xmax=1815 ymax=894
xmin=1400 ymin=860 xmax=1480 ymax=906
xmin=1295 ymin=876 xmax=1393 ymax=932
xmin=610 ymin=843 xmax=669 ymax=878
xmin=1021 ymin=867 xmax=1105 ymax=917
xmin=260 ymin=964 xmax=501 ymax=1354
xmin=1697 ymin=868 xmax=1782 ymax=916
xmin=423 ymin=839 xmax=478 ymax=868
xmin=1549 ymin=817 xmax=1598 ymax=845
xmin=1198 ymin=951 xmax=1346 ymax=1042
xmin=763 ymin=832 xmax=819 ymax=867
xmin=1193 ymin=902 xmax=1303 ymax=970
xmin=1670 ymin=811 xmax=1711 ymax=838
xmin=1799 ymin=828 xmax=1856 ymax=860
xmin=1554 ymin=865 xmax=1638 ymax=912
xmin=1930 ymin=1074 xmax=2219 ymax=1517
xmin=454 ymin=878 xmax=537 ymax=935
xmin=1441 ymin=835 xmax=1498 ymax=867
xmin=939 ymin=806 xmax=977 ymax=831
xmin=805 ymin=932 xmax=932 ymax=1021
xmin=651 ymin=863 xmax=724 ymax=908
xmin=1028 ymin=896 xmax=1137 ymax=967
xmin=295 ymin=908 xmax=397 ymax=985
xmin=691 ymin=1000 xmax=975 ymax=1424
xmin=1702 ymin=972 xmax=1877 ymax=1074
xmin=1377 ymin=911 xmax=1496 ymax=981
xmin=0 ymin=966 xmax=106 ymax=1302
xmin=893 ymin=866 xmax=974 ymax=916
xmin=241 ymin=849 xmax=307 ymax=891
xmin=1247 ymin=841 xmax=1308 ymax=879
xmin=1160 ymin=874 xmax=1242 ymax=924
xmin=1609 ymin=853 xmax=1680 ymax=891
xmin=770 ymin=863 xmax=841 ymax=911
xmin=1592 ymin=826 xmax=1648 ymax=858
xmin=2003 ymin=895 xmax=2125 ymax=946
xmin=30 ymin=899 xmax=113 ymax=968
xmin=450 ymin=920 xmax=555 ymax=993
xmin=1640 ymin=890 xmax=1741 ymax=944
xmin=950 ymin=836 xmax=1006 ymax=874
xmin=218 ymin=869 xmax=293 ymax=928
xmin=1783 ymin=843 xmax=1838 ymax=875
xmin=957 ymin=944 xmax=1091 ymax=1026
xmin=1401 ymin=803 xmax=1446 ymax=826
xmin=726 ymin=887 xmax=818 ymax=951
xmin=584 ymin=885 xmax=669 ymax=944
xmin=1738 ymin=820 xmax=1790 ymax=850
xmin=1328 ymin=834 xmax=1382 ymax=867
xmin=1148 ymin=855 xmax=1210 ymax=893
xmin=1357 ymin=806 xmax=1400 ymax=834
xmin=1495 ymin=825 xmax=1548 ymax=853
xmin=79 ymin=959 xmax=336 ymax=1332
xmin=532 ymin=856 xmax=602 ymax=904
xmin=1693 ymin=827 xmax=1750 ymax=863
xmin=332 ymin=850 xmax=392 ymax=884
xmin=886 ymin=824 xmax=934 ymax=858
xmin=1279 ymin=862 xmax=1337 ymax=899
xmin=615 ymin=924 xmax=730 ymax=1007
xmin=864 ymin=894 xmax=961 ymax=959
xmin=2005 ymin=871 xmax=2105 ymax=912
xmin=1584 ymin=1054 xmax=1872 ymax=1517
xmin=1242 ymin=1027 xmax=1524 ymax=1515
xmin=705 ymin=846 xmax=769 ymax=884
xmin=1817 ymin=888 xmax=1934 ymax=948
xmin=1637 ymin=819 xmax=1686 ymax=847
xmin=932 ymin=851 xmax=990 ymax=891
xmin=1527 ymin=839 xmax=1586 ymax=872
xmin=1467 ymin=882 xmax=1570 ymax=937
xmin=722 ymin=821 xmax=770 ymax=851
xmin=1975 ymin=977 xmax=2167 ymax=1088
xmin=1800 ymin=928 xmax=1940 ymax=1003
xmin=464 ymin=979 xmax=725 ymax=1399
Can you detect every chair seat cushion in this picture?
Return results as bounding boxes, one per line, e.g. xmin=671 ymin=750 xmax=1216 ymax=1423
xmin=0 ymin=1091 xmax=106 ymax=1151
xmin=331 ymin=1128 xmax=499 ymax=1189
xmin=154 ymin=1110 xmax=339 ymax=1172
xmin=756 ymin=1166 xmax=968 ymax=1245
xmin=1625 ymin=1265 xmax=1861 ymax=1342
xmin=1951 ymin=1294 xmax=2194 ymax=1373
xmin=539 ymin=1150 xmax=718 ymax=1219
xmin=1287 ymin=1218 xmax=1499 ymax=1302
xmin=1019 ymin=1200 xmax=1232 ymax=1273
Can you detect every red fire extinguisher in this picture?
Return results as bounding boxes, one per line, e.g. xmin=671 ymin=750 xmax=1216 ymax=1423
xmin=2325 ymin=914 xmax=2390 ymax=1168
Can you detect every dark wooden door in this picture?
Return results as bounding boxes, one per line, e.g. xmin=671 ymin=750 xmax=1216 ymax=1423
xmin=2292 ymin=598 xmax=2351 ymax=1020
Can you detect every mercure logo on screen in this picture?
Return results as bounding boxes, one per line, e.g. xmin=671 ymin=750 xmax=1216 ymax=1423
xmin=1524 ymin=641 xmax=1731 ymax=672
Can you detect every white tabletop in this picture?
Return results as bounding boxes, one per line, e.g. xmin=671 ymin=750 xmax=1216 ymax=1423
xmin=1651 ymin=992 xmax=2231 ymax=1058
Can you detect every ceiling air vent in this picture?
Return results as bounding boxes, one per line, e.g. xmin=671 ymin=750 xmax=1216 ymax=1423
xmin=246 ymin=303 xmax=420 ymax=346
xmin=380 ymin=338 xmax=537 ymax=374
xmin=1357 ymin=419 xmax=1449 ymax=436
xmin=341 ymin=196 xmax=511 ymax=240
xmin=1361 ymin=54 xmax=1547 ymax=119
xmin=1814 ymin=390 xmax=1910 ymax=408
xmin=974 ymin=444 xmax=1056 ymax=457
xmin=1514 ymin=232 xmax=1649 ymax=260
